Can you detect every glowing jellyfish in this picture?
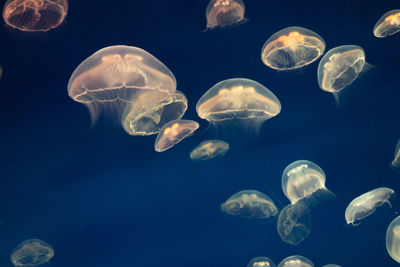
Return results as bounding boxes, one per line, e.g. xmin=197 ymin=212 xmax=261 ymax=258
xmin=154 ymin=119 xmax=199 ymax=152
xmin=247 ymin=256 xmax=277 ymax=267
xmin=68 ymin=45 xmax=176 ymax=123
xmin=261 ymin=26 xmax=325 ymax=71
xmin=345 ymin=187 xmax=395 ymax=226
xmin=278 ymin=255 xmax=314 ymax=267
xmin=196 ymin=78 xmax=281 ymax=134
xmin=386 ymin=215 xmax=400 ymax=263
xmin=11 ymin=239 xmax=54 ymax=267
xmin=205 ymin=0 xmax=247 ymax=31
xmin=3 ymin=0 xmax=68 ymax=32
xmin=190 ymin=139 xmax=229 ymax=161
xmin=322 ymin=265 xmax=342 ymax=267
xmin=122 ymin=90 xmax=187 ymax=136
xmin=391 ymin=139 xmax=400 ymax=168
xmin=221 ymin=190 xmax=278 ymax=219
xmin=373 ymin=10 xmax=400 ymax=38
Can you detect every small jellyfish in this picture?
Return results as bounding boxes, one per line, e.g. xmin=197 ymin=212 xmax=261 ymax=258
xmin=278 ymin=255 xmax=314 ymax=267
xmin=154 ymin=119 xmax=199 ymax=152
xmin=322 ymin=265 xmax=342 ymax=267
xmin=122 ymin=90 xmax=187 ymax=136
xmin=391 ymin=139 xmax=400 ymax=168
xmin=373 ymin=10 xmax=400 ymax=38
xmin=3 ymin=0 xmax=68 ymax=32
xmin=190 ymin=139 xmax=229 ymax=161
xmin=261 ymin=26 xmax=325 ymax=70
xmin=247 ymin=256 xmax=277 ymax=267
xmin=11 ymin=239 xmax=54 ymax=267
xmin=205 ymin=0 xmax=247 ymax=31
xmin=386 ymin=215 xmax=400 ymax=263
xmin=221 ymin=190 xmax=278 ymax=219
xmin=345 ymin=187 xmax=395 ymax=226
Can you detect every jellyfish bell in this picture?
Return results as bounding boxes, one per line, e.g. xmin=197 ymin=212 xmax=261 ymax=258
xmin=386 ymin=215 xmax=400 ymax=263
xmin=391 ymin=139 xmax=400 ymax=169
xmin=68 ymin=45 xmax=176 ymax=124
xmin=190 ymin=139 xmax=229 ymax=161
xmin=247 ymin=256 xmax=277 ymax=267
xmin=278 ymin=255 xmax=314 ymax=267
xmin=10 ymin=239 xmax=54 ymax=267
xmin=205 ymin=0 xmax=247 ymax=31
xmin=373 ymin=9 xmax=400 ymax=38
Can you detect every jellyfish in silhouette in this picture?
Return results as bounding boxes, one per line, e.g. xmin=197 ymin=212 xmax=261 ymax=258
xmin=190 ymin=140 xmax=229 ymax=161
xmin=386 ymin=215 xmax=400 ymax=263
xmin=345 ymin=187 xmax=394 ymax=226
xmin=3 ymin=0 xmax=68 ymax=32
xmin=122 ymin=90 xmax=187 ymax=136
xmin=68 ymin=45 xmax=176 ymax=123
xmin=278 ymin=255 xmax=314 ymax=267
xmin=205 ymin=0 xmax=247 ymax=31
xmin=391 ymin=139 xmax=400 ymax=168
xmin=374 ymin=10 xmax=400 ymax=38
xmin=11 ymin=239 xmax=54 ymax=267
xmin=154 ymin=120 xmax=199 ymax=152
xmin=247 ymin=256 xmax=277 ymax=267
xmin=261 ymin=26 xmax=325 ymax=70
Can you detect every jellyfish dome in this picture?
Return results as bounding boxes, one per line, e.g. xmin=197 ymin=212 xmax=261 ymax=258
xmin=154 ymin=120 xmax=199 ymax=152
xmin=190 ymin=139 xmax=229 ymax=161
xmin=278 ymin=255 xmax=314 ymax=267
xmin=205 ymin=0 xmax=247 ymax=31
xmin=386 ymin=215 xmax=400 ymax=263
xmin=10 ymin=239 xmax=54 ymax=267
xmin=391 ymin=139 xmax=400 ymax=168
xmin=373 ymin=9 xmax=400 ymax=38
xmin=247 ymin=256 xmax=277 ymax=267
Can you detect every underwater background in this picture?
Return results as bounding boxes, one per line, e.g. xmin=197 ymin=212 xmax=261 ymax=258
xmin=1 ymin=0 xmax=400 ymax=266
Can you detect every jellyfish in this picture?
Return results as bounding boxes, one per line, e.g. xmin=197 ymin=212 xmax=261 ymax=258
xmin=278 ymin=255 xmax=314 ymax=267
xmin=3 ymin=0 xmax=68 ymax=32
xmin=391 ymin=139 xmax=400 ymax=168
xmin=122 ymin=90 xmax=187 ymax=136
xmin=386 ymin=215 xmax=400 ymax=263
xmin=190 ymin=140 xmax=229 ymax=161
xmin=154 ymin=119 xmax=199 ymax=152
xmin=247 ymin=256 xmax=277 ymax=267
xmin=205 ymin=0 xmax=247 ymax=31
xmin=345 ymin=187 xmax=395 ymax=226
xmin=261 ymin=26 xmax=325 ymax=71
xmin=373 ymin=10 xmax=400 ymax=38
xmin=68 ymin=45 xmax=176 ymax=123
xmin=322 ymin=265 xmax=342 ymax=267
xmin=221 ymin=190 xmax=278 ymax=219
xmin=196 ymin=78 xmax=281 ymax=135
xmin=10 ymin=239 xmax=54 ymax=267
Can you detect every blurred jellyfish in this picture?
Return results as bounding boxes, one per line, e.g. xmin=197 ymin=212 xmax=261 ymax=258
xmin=261 ymin=26 xmax=325 ymax=70
xmin=345 ymin=187 xmax=394 ymax=226
xmin=322 ymin=265 xmax=342 ymax=267
xmin=190 ymin=139 xmax=229 ymax=161
xmin=122 ymin=90 xmax=187 ymax=136
xmin=374 ymin=10 xmax=400 ymax=38
xmin=386 ymin=215 xmax=400 ymax=263
xmin=221 ymin=190 xmax=278 ymax=219
xmin=154 ymin=119 xmax=199 ymax=152
xmin=278 ymin=255 xmax=314 ymax=267
xmin=391 ymin=139 xmax=400 ymax=168
xmin=3 ymin=0 xmax=68 ymax=32
xmin=68 ymin=45 xmax=176 ymax=123
xmin=11 ymin=239 xmax=54 ymax=267
xmin=205 ymin=0 xmax=247 ymax=31
xmin=247 ymin=256 xmax=277 ymax=267
xmin=196 ymin=78 xmax=281 ymax=135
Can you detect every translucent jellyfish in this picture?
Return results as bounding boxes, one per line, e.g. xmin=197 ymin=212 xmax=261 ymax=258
xmin=11 ymin=239 xmax=54 ymax=267
xmin=122 ymin=90 xmax=187 ymax=136
xmin=3 ymin=0 xmax=68 ymax=32
xmin=282 ymin=160 xmax=334 ymax=206
xmin=373 ymin=10 xmax=400 ymax=38
xmin=386 ymin=215 xmax=400 ymax=263
xmin=205 ymin=0 xmax=247 ymax=31
xmin=322 ymin=265 xmax=342 ymax=267
xmin=68 ymin=45 xmax=176 ymax=123
xmin=190 ymin=139 xmax=229 ymax=161
xmin=221 ymin=190 xmax=278 ymax=219
xmin=345 ymin=187 xmax=395 ymax=226
xmin=391 ymin=139 xmax=400 ymax=168
xmin=247 ymin=256 xmax=277 ymax=267
xmin=154 ymin=120 xmax=199 ymax=152
xmin=277 ymin=199 xmax=312 ymax=246
xmin=261 ymin=26 xmax=325 ymax=70
xmin=196 ymin=78 xmax=281 ymax=134
xmin=278 ymin=255 xmax=314 ymax=267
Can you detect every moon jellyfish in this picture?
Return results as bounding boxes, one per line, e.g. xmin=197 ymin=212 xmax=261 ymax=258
xmin=247 ymin=256 xmax=277 ymax=267
xmin=68 ymin=45 xmax=176 ymax=123
xmin=11 ymin=239 xmax=54 ymax=267
xmin=278 ymin=255 xmax=314 ymax=267
xmin=322 ymin=265 xmax=342 ymax=267
xmin=373 ymin=10 xmax=400 ymax=38
xmin=221 ymin=190 xmax=278 ymax=219
xmin=190 ymin=139 xmax=229 ymax=161
xmin=345 ymin=187 xmax=395 ymax=226
xmin=277 ymin=199 xmax=312 ymax=246
xmin=205 ymin=0 xmax=247 ymax=31
xmin=386 ymin=215 xmax=400 ymax=263
xmin=282 ymin=160 xmax=334 ymax=206
xmin=261 ymin=26 xmax=325 ymax=70
xmin=391 ymin=139 xmax=400 ymax=168
xmin=154 ymin=120 xmax=199 ymax=152
xmin=122 ymin=90 xmax=187 ymax=136
xmin=3 ymin=0 xmax=68 ymax=32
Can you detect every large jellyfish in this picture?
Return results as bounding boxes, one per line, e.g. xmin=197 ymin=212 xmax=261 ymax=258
xmin=278 ymin=255 xmax=314 ymax=267
xmin=190 ymin=139 xmax=229 ymax=161
xmin=247 ymin=256 xmax=277 ymax=267
xmin=386 ymin=215 xmax=400 ymax=263
xmin=205 ymin=0 xmax=247 ymax=31
xmin=373 ymin=10 xmax=400 ymax=38
xmin=11 ymin=239 xmax=54 ymax=267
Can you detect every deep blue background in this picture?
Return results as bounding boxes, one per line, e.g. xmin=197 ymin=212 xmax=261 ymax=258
xmin=1 ymin=0 xmax=400 ymax=266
